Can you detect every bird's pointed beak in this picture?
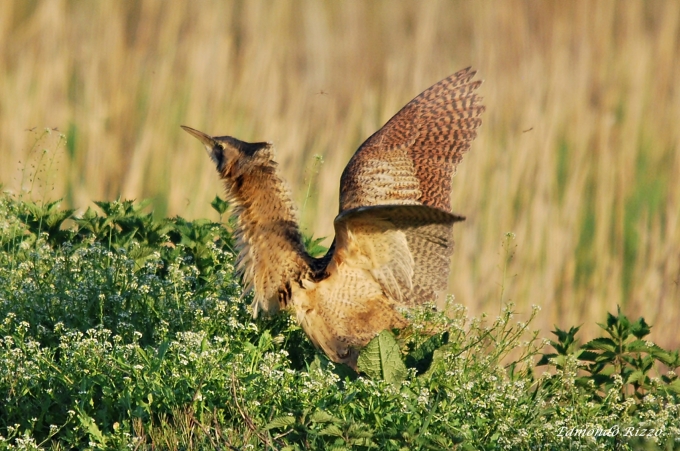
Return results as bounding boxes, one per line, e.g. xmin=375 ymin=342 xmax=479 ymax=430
xmin=181 ymin=125 xmax=217 ymax=151
xmin=182 ymin=125 xmax=229 ymax=172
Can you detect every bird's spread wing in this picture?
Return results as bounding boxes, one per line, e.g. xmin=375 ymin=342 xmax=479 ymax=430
xmin=327 ymin=67 xmax=484 ymax=304
xmin=339 ymin=66 xmax=484 ymax=213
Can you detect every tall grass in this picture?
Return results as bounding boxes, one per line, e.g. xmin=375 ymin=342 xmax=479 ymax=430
xmin=1 ymin=1 xmax=679 ymax=348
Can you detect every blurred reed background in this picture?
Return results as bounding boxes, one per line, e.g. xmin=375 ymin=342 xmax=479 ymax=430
xmin=1 ymin=0 xmax=679 ymax=348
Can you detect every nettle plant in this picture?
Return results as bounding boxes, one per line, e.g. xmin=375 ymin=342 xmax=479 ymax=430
xmin=539 ymin=308 xmax=680 ymax=401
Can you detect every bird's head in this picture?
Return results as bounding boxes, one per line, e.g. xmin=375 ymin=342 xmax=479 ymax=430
xmin=181 ymin=125 xmax=273 ymax=178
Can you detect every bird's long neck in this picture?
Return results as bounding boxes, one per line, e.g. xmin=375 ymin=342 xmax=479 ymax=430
xmin=222 ymin=160 xmax=313 ymax=316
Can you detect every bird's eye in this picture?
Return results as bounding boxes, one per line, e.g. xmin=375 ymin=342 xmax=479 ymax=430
xmin=210 ymin=145 xmax=225 ymax=171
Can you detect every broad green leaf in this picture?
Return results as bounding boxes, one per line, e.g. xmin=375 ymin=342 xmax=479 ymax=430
xmin=624 ymin=339 xmax=652 ymax=353
xmin=630 ymin=317 xmax=651 ymax=339
xmin=583 ymin=337 xmax=617 ymax=353
xmin=593 ymin=351 xmax=617 ymax=363
xmin=357 ymin=330 xmax=407 ymax=383
xmin=318 ymin=424 xmax=344 ymax=437
xmin=577 ymin=350 xmax=600 ymax=362
xmin=651 ymin=349 xmax=680 ymax=366
xmin=346 ymin=422 xmax=373 ymax=438
xmin=262 ymin=415 xmax=296 ymax=431
xmin=626 ymin=370 xmax=645 ymax=384
xmin=211 ymin=195 xmax=228 ymax=215
xmin=310 ymin=410 xmax=339 ymax=424
xmin=667 ymin=379 xmax=680 ymax=394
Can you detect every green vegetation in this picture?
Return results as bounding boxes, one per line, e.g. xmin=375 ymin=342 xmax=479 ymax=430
xmin=1 ymin=195 xmax=678 ymax=450
xmin=3 ymin=2 xmax=680 ymax=349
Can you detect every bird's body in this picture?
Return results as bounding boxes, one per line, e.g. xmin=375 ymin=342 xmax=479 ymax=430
xmin=182 ymin=67 xmax=484 ymax=368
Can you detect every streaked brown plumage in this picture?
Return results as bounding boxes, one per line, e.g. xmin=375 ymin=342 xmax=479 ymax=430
xmin=182 ymin=67 xmax=484 ymax=369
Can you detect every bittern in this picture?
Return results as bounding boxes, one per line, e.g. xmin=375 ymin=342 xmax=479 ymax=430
xmin=182 ymin=67 xmax=484 ymax=369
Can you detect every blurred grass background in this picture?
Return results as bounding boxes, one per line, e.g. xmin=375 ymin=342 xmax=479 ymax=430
xmin=1 ymin=0 xmax=679 ymax=348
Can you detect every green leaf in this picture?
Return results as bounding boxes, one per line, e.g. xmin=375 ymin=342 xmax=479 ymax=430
xmin=262 ymin=415 xmax=296 ymax=431
xmin=552 ymin=325 xmax=580 ymax=347
xmin=536 ymin=353 xmax=557 ymax=366
xmin=75 ymin=406 xmax=107 ymax=445
xmin=651 ymin=349 xmax=680 ymax=366
xmin=150 ymin=341 xmax=170 ymax=373
xmin=211 ymin=195 xmax=229 ymax=215
xmin=630 ymin=317 xmax=651 ymax=339
xmin=421 ymin=348 xmax=448 ymax=378
xmin=640 ymin=355 xmax=654 ymax=373
xmin=308 ymin=354 xmax=323 ymax=372
xmin=357 ymin=330 xmax=407 ymax=383
xmin=258 ymin=330 xmax=273 ymax=351
xmin=310 ymin=410 xmax=339 ymax=424
xmin=303 ymin=233 xmax=328 ymax=258
xmin=318 ymin=424 xmax=344 ymax=437
xmin=406 ymin=331 xmax=448 ymax=374
xmin=667 ymin=378 xmax=680 ymax=394
xmin=309 ymin=354 xmax=357 ymax=381
xmin=583 ymin=337 xmax=617 ymax=353
xmin=577 ymin=350 xmax=600 ymax=362
xmin=626 ymin=370 xmax=645 ymax=385
xmin=625 ymin=339 xmax=652 ymax=353
xmin=548 ymin=354 xmax=568 ymax=368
